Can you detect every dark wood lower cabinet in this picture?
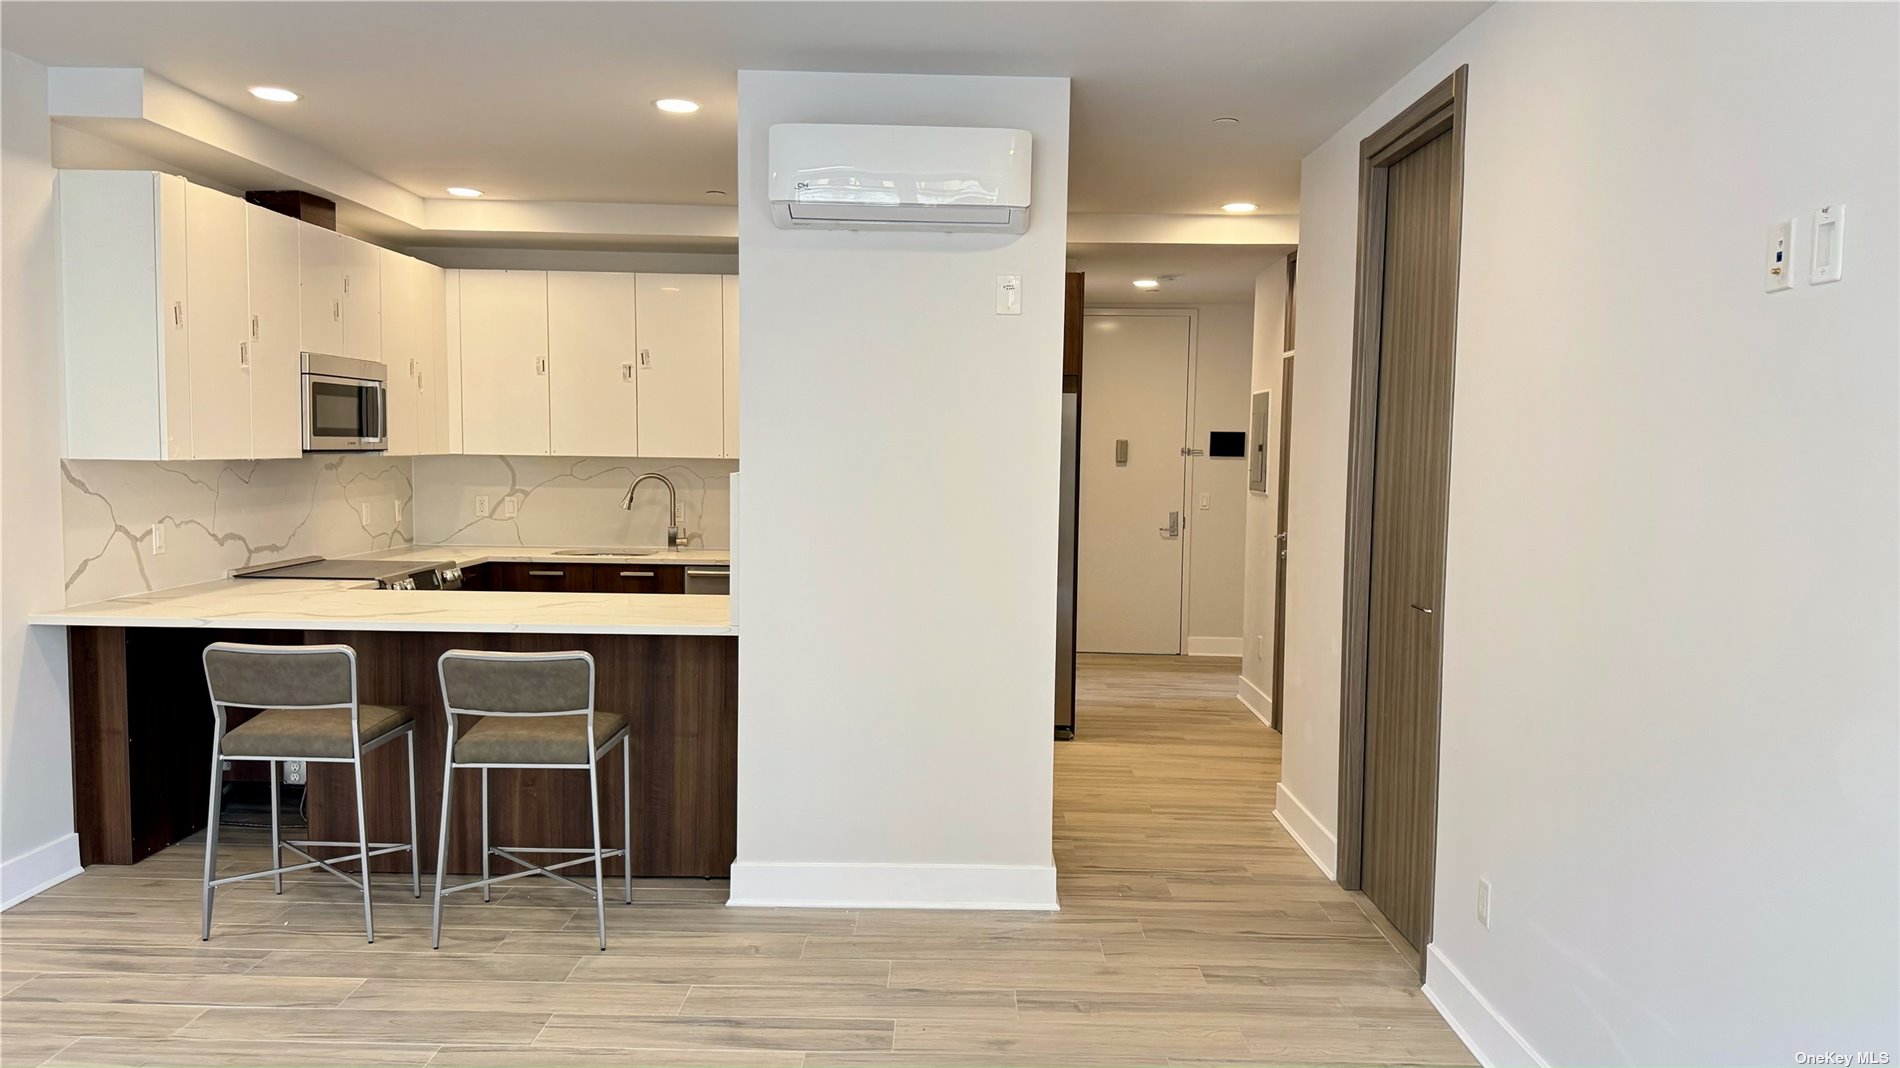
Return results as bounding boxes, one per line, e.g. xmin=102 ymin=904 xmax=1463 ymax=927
xmin=65 ymin=626 xmax=737 ymax=878
xmin=460 ymin=562 xmax=690 ymax=594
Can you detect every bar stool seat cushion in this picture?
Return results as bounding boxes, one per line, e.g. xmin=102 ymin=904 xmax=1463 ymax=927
xmin=222 ymin=704 xmax=414 ymax=759
xmin=453 ymin=712 xmax=628 ymax=765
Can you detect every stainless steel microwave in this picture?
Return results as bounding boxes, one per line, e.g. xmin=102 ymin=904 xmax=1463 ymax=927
xmin=301 ymin=352 xmax=387 ymax=451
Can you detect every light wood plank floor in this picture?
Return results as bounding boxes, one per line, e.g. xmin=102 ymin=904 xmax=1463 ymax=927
xmin=1 ymin=654 xmax=1472 ymax=1066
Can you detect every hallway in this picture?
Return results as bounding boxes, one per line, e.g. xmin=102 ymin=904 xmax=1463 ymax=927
xmin=0 ymin=655 xmax=1470 ymax=1066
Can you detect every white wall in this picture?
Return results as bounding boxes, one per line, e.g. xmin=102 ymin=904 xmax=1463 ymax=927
xmin=1239 ymin=261 xmax=1290 ymax=723
xmin=1281 ymin=3 xmax=1899 ymax=1062
xmin=1 ymin=50 xmax=79 ymax=907
xmin=732 ymin=70 xmax=1068 ymax=908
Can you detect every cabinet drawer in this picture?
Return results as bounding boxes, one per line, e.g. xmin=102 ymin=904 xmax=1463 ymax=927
xmin=592 ymin=564 xmax=686 ymax=594
xmin=483 ymin=562 xmax=594 ymax=592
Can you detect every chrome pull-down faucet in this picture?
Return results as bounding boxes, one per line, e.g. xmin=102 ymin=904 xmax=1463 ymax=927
xmin=621 ymin=472 xmax=681 ymax=550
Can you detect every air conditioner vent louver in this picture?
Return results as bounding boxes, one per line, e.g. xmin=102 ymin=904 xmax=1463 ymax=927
xmin=769 ymin=124 xmax=1032 ymax=234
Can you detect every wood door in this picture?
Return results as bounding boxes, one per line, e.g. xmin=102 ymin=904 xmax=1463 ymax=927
xmin=298 ymin=223 xmax=344 ymax=356
xmin=458 ymin=270 xmax=550 ymax=455
xmin=548 ymin=272 xmax=640 ymax=457
xmin=1358 ymin=125 xmax=1461 ymax=955
xmin=635 ymin=274 xmax=724 ymax=459
xmin=184 ymin=183 xmax=253 ymax=460
xmin=1076 ymin=313 xmax=1191 ymax=654
xmin=246 ymin=204 xmax=303 ymax=459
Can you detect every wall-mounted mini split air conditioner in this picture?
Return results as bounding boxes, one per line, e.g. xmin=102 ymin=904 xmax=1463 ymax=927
xmin=767 ymin=123 xmax=1032 ymax=233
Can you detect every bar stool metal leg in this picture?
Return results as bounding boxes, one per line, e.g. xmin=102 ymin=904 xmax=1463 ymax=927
xmin=269 ymin=759 xmax=283 ymax=895
xmin=480 ymin=768 xmax=492 ymax=903
xmin=406 ymin=732 xmax=422 ymax=899
xmin=201 ymin=732 xmax=224 ymax=941
xmin=622 ymin=738 xmax=633 ymax=905
xmin=352 ymin=744 xmax=375 ymax=943
xmin=588 ymin=755 xmax=607 ymax=951
xmin=431 ymin=752 xmax=457 ymax=950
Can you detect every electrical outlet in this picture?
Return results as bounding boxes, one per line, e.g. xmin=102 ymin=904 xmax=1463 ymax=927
xmin=282 ymin=760 xmax=306 ymax=786
xmin=1477 ymin=877 xmax=1492 ymax=929
xmin=475 ymin=494 xmax=490 ymax=518
xmin=150 ymin=522 xmax=166 ymax=555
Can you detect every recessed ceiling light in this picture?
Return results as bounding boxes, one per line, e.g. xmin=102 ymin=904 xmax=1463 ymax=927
xmin=654 ymin=98 xmax=701 ymax=114
xmin=1212 ymin=116 xmax=1240 ymax=125
xmin=705 ymin=189 xmax=728 ymax=197
xmin=1222 ymin=202 xmax=1258 ymax=213
xmin=446 ymin=187 xmax=484 ymax=198
xmin=248 ymin=86 xmax=300 ymax=103
xmin=1132 ymin=279 xmax=1160 ymax=289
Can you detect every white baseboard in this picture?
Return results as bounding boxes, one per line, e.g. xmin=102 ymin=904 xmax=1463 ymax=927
xmin=728 ymin=860 xmax=1059 ymax=910
xmin=1237 ymin=674 xmax=1273 ymax=728
xmin=1185 ymin=636 xmax=1244 ymax=657
xmin=1272 ymin=781 xmax=1337 ymax=880
xmin=1 ymin=833 xmax=82 ymax=911
xmin=1423 ymin=944 xmax=1548 ymax=1067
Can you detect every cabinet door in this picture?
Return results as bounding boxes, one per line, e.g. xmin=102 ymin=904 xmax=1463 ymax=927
xmin=417 ymin=261 xmax=447 ymax=453
xmin=298 ymin=224 xmax=345 ymax=355
xmin=549 ymin=272 xmax=639 ymax=457
xmin=634 ymin=274 xmax=724 ymax=459
xmin=184 ymin=183 xmax=253 ymax=460
xmin=157 ymin=175 xmax=193 ymax=459
xmin=458 ymin=270 xmax=550 ymax=455
xmin=341 ymin=236 xmax=383 ymax=362
xmin=721 ymin=274 xmax=739 ymax=458
xmin=246 ymin=205 xmax=304 ymax=459
xmin=485 ymin=562 xmax=593 ymax=592
xmin=379 ymin=251 xmax=422 ymax=456
xmin=591 ymin=565 xmax=684 ymax=594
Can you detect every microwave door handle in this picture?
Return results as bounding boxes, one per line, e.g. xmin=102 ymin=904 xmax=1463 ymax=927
xmin=365 ymin=382 xmax=387 ymax=445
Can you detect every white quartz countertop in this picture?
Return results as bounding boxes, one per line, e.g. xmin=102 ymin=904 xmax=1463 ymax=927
xmin=354 ymin=545 xmax=731 ymax=568
xmin=29 ymin=544 xmax=736 ymax=636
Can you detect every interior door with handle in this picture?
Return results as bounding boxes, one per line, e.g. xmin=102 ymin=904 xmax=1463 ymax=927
xmin=1076 ymin=312 xmax=1192 ymax=654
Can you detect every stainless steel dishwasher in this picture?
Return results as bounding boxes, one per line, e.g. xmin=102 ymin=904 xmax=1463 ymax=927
xmin=683 ymin=566 xmax=730 ymax=595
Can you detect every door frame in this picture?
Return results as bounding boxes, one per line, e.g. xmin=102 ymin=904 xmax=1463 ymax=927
xmin=1335 ymin=66 xmax=1468 ymax=923
xmin=1078 ymin=306 xmax=1199 ymax=655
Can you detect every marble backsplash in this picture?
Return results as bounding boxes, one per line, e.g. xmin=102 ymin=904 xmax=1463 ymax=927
xmin=412 ymin=455 xmax=736 ymax=550
xmin=62 ymin=455 xmax=413 ymax=604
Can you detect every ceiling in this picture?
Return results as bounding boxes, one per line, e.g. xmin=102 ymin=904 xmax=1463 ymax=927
xmin=2 ymin=1 xmax=1487 ymax=216
xmin=1068 ymin=243 xmax=1292 ymax=305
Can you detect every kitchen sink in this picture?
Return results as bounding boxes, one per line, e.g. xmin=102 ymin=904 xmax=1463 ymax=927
xmin=552 ymin=548 xmax=660 ymax=557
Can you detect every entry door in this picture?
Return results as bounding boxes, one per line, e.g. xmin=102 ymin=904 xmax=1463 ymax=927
xmin=1360 ymin=126 xmax=1460 ymax=952
xmin=1077 ymin=313 xmax=1190 ymax=654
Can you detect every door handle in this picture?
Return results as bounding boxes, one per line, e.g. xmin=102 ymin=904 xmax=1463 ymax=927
xmin=251 ymin=314 xmax=259 ymax=340
xmin=1410 ymin=604 xmax=1435 ymax=615
xmin=239 ymin=342 xmax=249 ymax=368
xmin=621 ymin=362 xmax=634 ymax=381
xmin=1159 ymin=511 xmax=1180 ymax=538
xmin=639 ymin=349 xmax=651 ymax=368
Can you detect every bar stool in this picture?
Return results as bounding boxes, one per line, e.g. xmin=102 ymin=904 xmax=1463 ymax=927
xmin=431 ymin=650 xmax=633 ymax=951
xmin=200 ymin=641 xmax=420 ymax=943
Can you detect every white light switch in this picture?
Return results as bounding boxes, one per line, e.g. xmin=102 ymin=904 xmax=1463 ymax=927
xmin=996 ymin=274 xmax=1022 ymax=315
xmin=360 ymin=502 xmax=372 ymax=527
xmin=1765 ymin=219 xmax=1794 ymax=292
xmin=1809 ymin=203 xmax=1846 ymax=285
xmin=150 ymin=522 xmax=166 ymax=556
xmin=499 ymin=495 xmax=518 ymax=519
xmin=1199 ymin=492 xmax=1211 ymax=510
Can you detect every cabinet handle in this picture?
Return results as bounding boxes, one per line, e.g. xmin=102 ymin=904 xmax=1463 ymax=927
xmin=619 ymin=571 xmax=655 ymax=578
xmin=333 ymin=300 xmax=341 ymax=322
xmin=535 ymin=357 xmax=548 ymax=375
xmin=251 ymin=314 xmax=259 ymax=340
xmin=239 ymin=342 xmax=249 ymax=368
xmin=527 ymin=569 xmax=564 ymax=578
xmin=621 ymin=362 xmax=634 ymax=381
xmin=172 ymin=301 xmax=183 ymax=327
xmin=685 ymin=569 xmax=727 ymax=577
xmin=343 ymin=275 xmax=350 ymax=295
xmin=639 ymin=349 xmax=651 ymax=368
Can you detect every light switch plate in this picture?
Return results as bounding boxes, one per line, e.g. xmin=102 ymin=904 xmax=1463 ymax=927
xmin=150 ymin=522 xmax=166 ymax=556
xmin=1765 ymin=219 xmax=1794 ymax=292
xmin=1809 ymin=203 xmax=1845 ymax=285
xmin=499 ymin=495 xmax=518 ymax=519
xmin=996 ymin=274 xmax=1022 ymax=315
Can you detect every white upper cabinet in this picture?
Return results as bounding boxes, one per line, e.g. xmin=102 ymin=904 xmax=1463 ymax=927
xmin=340 ymin=236 xmax=382 ymax=362
xmin=59 ymin=170 xmax=190 ymax=460
xmin=184 ymin=183 xmax=254 ymax=460
xmin=381 ymin=250 xmax=447 ymax=456
xmin=246 ymin=204 xmax=304 ymax=459
xmin=416 ymin=261 xmax=448 ymax=455
xmin=722 ymin=274 xmax=739 ymax=459
xmin=298 ymin=225 xmax=345 ymax=357
xmin=635 ymin=273 xmax=725 ymax=459
xmin=548 ymin=272 xmax=639 ymax=457
xmin=459 ymin=270 xmax=550 ymax=455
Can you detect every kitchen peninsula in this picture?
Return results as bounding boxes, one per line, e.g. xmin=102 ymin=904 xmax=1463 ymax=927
xmin=31 ymin=545 xmax=738 ymax=881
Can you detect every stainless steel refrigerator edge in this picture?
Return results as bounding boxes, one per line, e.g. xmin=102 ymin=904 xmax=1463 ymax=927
xmin=1055 ymin=389 xmax=1079 ymax=739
